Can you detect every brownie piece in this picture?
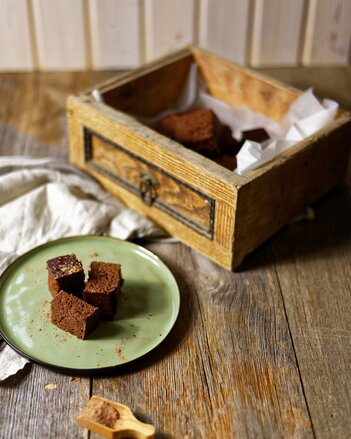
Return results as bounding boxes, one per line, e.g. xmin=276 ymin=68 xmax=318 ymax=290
xmin=47 ymin=253 xmax=85 ymax=297
xmin=157 ymin=108 xmax=241 ymax=164
xmin=83 ymin=262 xmax=123 ymax=320
xmin=157 ymin=108 xmax=224 ymax=155
xmin=220 ymin=125 xmax=242 ymax=155
xmin=51 ymin=291 xmax=99 ymax=339
xmin=241 ymin=128 xmax=270 ymax=144
xmin=212 ymin=154 xmax=237 ymax=171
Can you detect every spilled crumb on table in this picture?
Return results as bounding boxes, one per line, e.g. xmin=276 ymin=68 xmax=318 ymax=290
xmin=70 ymin=376 xmax=81 ymax=382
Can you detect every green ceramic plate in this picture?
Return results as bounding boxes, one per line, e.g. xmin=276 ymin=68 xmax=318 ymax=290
xmin=0 ymin=236 xmax=180 ymax=374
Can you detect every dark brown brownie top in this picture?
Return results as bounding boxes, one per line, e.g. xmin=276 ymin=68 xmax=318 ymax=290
xmin=84 ymin=261 xmax=122 ymax=294
xmin=158 ymin=108 xmax=218 ymax=144
xmin=52 ymin=290 xmax=98 ymax=319
xmin=157 ymin=108 xmax=242 ymax=158
xmin=47 ymin=254 xmax=83 ymax=279
xmin=241 ymin=128 xmax=270 ymax=144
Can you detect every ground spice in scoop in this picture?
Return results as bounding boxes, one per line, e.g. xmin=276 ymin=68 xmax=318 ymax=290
xmin=83 ymin=399 xmax=119 ymax=428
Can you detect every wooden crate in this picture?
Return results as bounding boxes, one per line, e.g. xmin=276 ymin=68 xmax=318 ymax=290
xmin=67 ymin=47 xmax=351 ymax=270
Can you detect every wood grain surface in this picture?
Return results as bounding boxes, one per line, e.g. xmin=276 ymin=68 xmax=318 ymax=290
xmin=31 ymin=0 xmax=88 ymax=71
xmin=88 ymin=0 xmax=141 ymax=70
xmin=198 ymin=0 xmax=250 ymax=65
xmin=192 ymin=47 xmax=300 ymax=122
xmin=90 ymin=134 xmax=213 ymax=231
xmin=250 ymin=0 xmax=306 ymax=67
xmin=270 ymin=187 xmax=351 ymax=438
xmin=0 ymin=67 xmax=351 ymax=438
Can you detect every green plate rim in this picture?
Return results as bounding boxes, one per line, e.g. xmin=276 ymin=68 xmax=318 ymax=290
xmin=0 ymin=235 xmax=180 ymax=375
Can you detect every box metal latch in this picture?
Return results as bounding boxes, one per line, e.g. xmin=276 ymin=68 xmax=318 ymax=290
xmin=139 ymin=170 xmax=158 ymax=206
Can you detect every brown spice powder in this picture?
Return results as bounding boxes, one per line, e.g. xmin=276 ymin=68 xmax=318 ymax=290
xmin=83 ymin=399 xmax=119 ymax=428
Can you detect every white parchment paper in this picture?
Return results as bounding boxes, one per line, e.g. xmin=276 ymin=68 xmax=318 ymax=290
xmin=136 ymin=65 xmax=338 ymax=176
xmin=234 ymin=88 xmax=339 ymax=175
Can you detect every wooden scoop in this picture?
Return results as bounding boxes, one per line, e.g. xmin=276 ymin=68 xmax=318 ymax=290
xmin=76 ymin=396 xmax=156 ymax=439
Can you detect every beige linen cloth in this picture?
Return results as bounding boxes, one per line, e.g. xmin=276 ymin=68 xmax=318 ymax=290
xmin=0 ymin=156 xmax=164 ymax=380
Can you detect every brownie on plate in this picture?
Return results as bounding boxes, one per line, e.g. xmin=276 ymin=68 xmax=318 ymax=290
xmin=46 ymin=253 xmax=85 ymax=297
xmin=83 ymin=261 xmax=123 ymax=320
xmin=51 ymin=290 xmax=99 ymax=339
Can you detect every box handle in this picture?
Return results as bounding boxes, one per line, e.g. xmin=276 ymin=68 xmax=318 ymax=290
xmin=139 ymin=171 xmax=158 ymax=206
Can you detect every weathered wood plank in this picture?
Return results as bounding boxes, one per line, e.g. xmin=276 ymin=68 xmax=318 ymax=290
xmin=0 ymin=364 xmax=90 ymax=438
xmin=144 ymin=0 xmax=195 ymax=62
xmin=198 ymin=0 xmax=250 ymax=65
xmin=88 ymin=0 xmax=141 ymax=69
xmin=31 ymin=0 xmax=88 ymax=70
xmin=302 ymin=0 xmax=351 ymax=65
xmin=0 ymin=71 xmax=117 ymax=157
xmin=270 ymin=186 xmax=351 ymax=438
xmin=257 ymin=66 xmax=351 ymax=110
xmin=192 ymin=47 xmax=300 ymax=121
xmin=89 ymin=242 xmax=313 ymax=438
xmin=250 ymin=0 xmax=306 ymax=66
xmin=0 ymin=0 xmax=35 ymax=71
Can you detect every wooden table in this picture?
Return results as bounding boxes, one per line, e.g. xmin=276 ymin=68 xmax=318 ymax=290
xmin=0 ymin=68 xmax=350 ymax=439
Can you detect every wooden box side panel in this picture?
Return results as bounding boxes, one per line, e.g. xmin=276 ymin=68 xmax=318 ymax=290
xmin=233 ymin=118 xmax=351 ymax=267
xmin=191 ymin=46 xmax=300 ymax=122
xmin=101 ymin=54 xmax=193 ymax=118
xmin=86 ymin=129 xmax=214 ymax=237
xmin=67 ymin=97 xmax=238 ymax=270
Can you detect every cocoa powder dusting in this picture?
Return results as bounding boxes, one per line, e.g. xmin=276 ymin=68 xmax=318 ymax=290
xmin=83 ymin=399 xmax=119 ymax=428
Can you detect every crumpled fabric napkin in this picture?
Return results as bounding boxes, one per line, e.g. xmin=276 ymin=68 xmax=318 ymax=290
xmin=0 ymin=156 xmax=164 ymax=381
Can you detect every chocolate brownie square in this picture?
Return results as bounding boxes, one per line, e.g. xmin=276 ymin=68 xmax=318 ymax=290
xmin=83 ymin=262 xmax=123 ymax=320
xmin=47 ymin=253 xmax=85 ymax=297
xmin=157 ymin=108 xmax=223 ymax=155
xmin=157 ymin=108 xmax=241 ymax=160
xmin=241 ymin=128 xmax=270 ymax=144
xmin=51 ymin=290 xmax=99 ymax=339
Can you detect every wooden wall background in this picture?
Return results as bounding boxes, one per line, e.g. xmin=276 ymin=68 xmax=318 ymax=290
xmin=0 ymin=0 xmax=350 ymax=71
